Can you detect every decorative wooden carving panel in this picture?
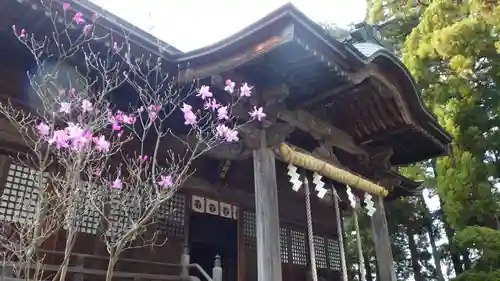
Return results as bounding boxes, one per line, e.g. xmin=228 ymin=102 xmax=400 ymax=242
xmin=157 ymin=194 xmax=186 ymax=237
xmin=243 ymin=211 xmax=256 ymax=249
xmin=0 ymin=164 xmax=46 ymax=223
xmin=327 ymin=238 xmax=342 ymax=271
xmin=290 ymin=230 xmax=307 ymax=266
xmin=313 ymin=235 xmax=328 ymax=269
xmin=280 ymin=227 xmax=289 ymax=264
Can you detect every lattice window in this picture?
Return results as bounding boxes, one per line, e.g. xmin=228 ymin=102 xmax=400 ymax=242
xmin=243 ymin=211 xmax=256 ymax=249
xmin=64 ymin=182 xmax=100 ymax=234
xmin=157 ymin=194 xmax=186 ymax=237
xmin=280 ymin=227 xmax=289 ymax=263
xmin=0 ymin=164 xmax=47 ymax=223
xmin=106 ymin=189 xmax=137 ymax=240
xmin=327 ymin=238 xmax=342 ymax=271
xmin=313 ymin=235 xmax=328 ymax=268
xmin=290 ymin=230 xmax=307 ymax=265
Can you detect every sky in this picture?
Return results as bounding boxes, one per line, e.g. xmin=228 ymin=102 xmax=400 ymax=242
xmin=90 ymin=0 xmax=367 ymax=52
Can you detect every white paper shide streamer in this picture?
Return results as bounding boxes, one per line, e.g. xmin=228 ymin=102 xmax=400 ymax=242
xmin=346 ymin=185 xmax=357 ymax=209
xmin=364 ymin=193 xmax=376 ymax=217
xmin=312 ymin=172 xmax=327 ymax=199
xmin=287 ymin=164 xmax=302 ymax=191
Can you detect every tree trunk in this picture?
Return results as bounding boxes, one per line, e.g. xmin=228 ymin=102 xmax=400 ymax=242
xmin=443 ymin=220 xmax=463 ymax=274
xmin=406 ymin=226 xmax=424 ymax=281
xmin=462 ymin=250 xmax=471 ymax=270
xmin=426 ymin=222 xmax=445 ymax=281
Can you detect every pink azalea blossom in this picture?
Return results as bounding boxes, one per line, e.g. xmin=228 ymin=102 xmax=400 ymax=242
xmin=93 ymin=135 xmax=110 ymax=152
xmin=111 ymin=177 xmax=122 ymax=189
xmin=181 ymin=103 xmax=192 ymax=114
xmin=73 ymin=13 xmax=84 ymax=24
xmin=36 ymin=122 xmax=50 ymax=136
xmin=216 ymin=124 xmax=229 ymax=138
xmin=249 ymin=106 xmax=266 ymax=121
xmin=224 ymin=79 xmax=235 ymax=93
xmin=70 ymin=88 xmax=76 ymax=95
xmin=13 ymin=26 xmax=26 ymax=39
xmin=150 ymin=105 xmax=161 ymax=112
xmin=184 ymin=111 xmax=197 ymax=125
xmin=138 ymin=155 xmax=148 ymax=162
xmin=59 ymin=102 xmax=71 ymax=114
xmin=117 ymin=130 xmax=124 ymax=138
xmin=158 ymin=175 xmax=173 ymax=189
xmin=113 ymin=42 xmax=118 ymax=51
xmin=65 ymin=123 xmax=84 ymax=139
xmin=148 ymin=111 xmax=157 ymax=121
xmin=94 ymin=168 xmax=101 ymax=177
xmin=83 ymin=24 xmax=92 ymax=34
xmin=81 ymin=99 xmax=93 ymax=113
xmin=122 ymin=114 xmax=136 ymax=125
xmin=48 ymin=130 xmax=69 ymax=149
xmin=62 ymin=3 xmax=70 ymax=10
xmin=204 ymin=99 xmax=220 ymax=111
xmin=225 ymin=129 xmax=239 ymax=142
xmin=240 ymin=83 xmax=253 ymax=97
xmin=197 ymin=85 xmax=213 ymax=100
xmin=137 ymin=106 xmax=144 ymax=113
xmin=217 ymin=106 xmax=229 ymax=120
xmin=111 ymin=123 xmax=121 ymax=131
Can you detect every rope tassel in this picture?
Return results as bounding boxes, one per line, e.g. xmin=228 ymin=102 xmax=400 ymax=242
xmin=346 ymin=185 xmax=356 ymax=209
xmin=287 ymin=163 xmax=302 ymax=191
xmin=364 ymin=194 xmax=376 ymax=216
xmin=312 ymin=172 xmax=327 ymax=199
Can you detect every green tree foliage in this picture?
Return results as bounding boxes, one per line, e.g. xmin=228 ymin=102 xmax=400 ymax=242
xmin=365 ymin=0 xmax=500 ymax=279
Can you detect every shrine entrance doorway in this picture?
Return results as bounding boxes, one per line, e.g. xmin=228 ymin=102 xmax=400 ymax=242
xmin=189 ymin=212 xmax=238 ymax=281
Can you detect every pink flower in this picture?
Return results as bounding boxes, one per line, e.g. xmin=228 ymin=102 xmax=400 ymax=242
xmin=148 ymin=111 xmax=157 ymax=121
xmin=215 ymin=124 xmax=229 ymax=138
xmin=158 ymin=175 xmax=173 ymax=189
xmin=204 ymin=99 xmax=220 ymax=111
xmin=249 ymin=106 xmax=266 ymax=121
xmin=59 ymin=102 xmax=71 ymax=114
xmin=117 ymin=130 xmax=124 ymax=138
xmin=184 ymin=111 xmax=197 ymax=125
xmin=224 ymin=79 xmax=235 ymax=93
xmin=36 ymin=122 xmax=50 ymax=136
xmin=70 ymin=88 xmax=76 ymax=95
xmin=83 ymin=24 xmax=92 ymax=34
xmin=225 ymin=129 xmax=239 ymax=142
xmin=94 ymin=135 xmax=110 ymax=152
xmin=13 ymin=26 xmax=26 ymax=39
xmin=197 ymin=85 xmax=213 ymax=100
xmin=48 ymin=130 xmax=69 ymax=149
xmin=217 ymin=106 xmax=229 ymax=120
xmin=94 ymin=168 xmax=101 ymax=177
xmin=81 ymin=99 xmax=93 ymax=113
xmin=73 ymin=12 xmax=84 ymax=24
xmin=181 ymin=103 xmax=192 ymax=114
xmin=113 ymin=42 xmax=118 ymax=51
xmin=65 ymin=123 xmax=84 ymax=139
xmin=138 ymin=155 xmax=148 ymax=162
xmin=63 ymin=3 xmax=70 ymax=10
xmin=150 ymin=105 xmax=161 ymax=112
xmin=122 ymin=115 xmax=136 ymax=125
xmin=137 ymin=106 xmax=144 ymax=113
xmin=240 ymin=83 xmax=253 ymax=97
xmin=111 ymin=123 xmax=121 ymax=131
xmin=111 ymin=177 xmax=122 ymax=189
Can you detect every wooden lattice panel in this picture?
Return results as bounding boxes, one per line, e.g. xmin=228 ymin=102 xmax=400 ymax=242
xmin=280 ymin=227 xmax=289 ymax=263
xmin=0 ymin=164 xmax=47 ymax=223
xmin=157 ymin=194 xmax=186 ymax=237
xmin=64 ymin=182 xmax=100 ymax=234
xmin=243 ymin=211 xmax=256 ymax=249
xmin=290 ymin=230 xmax=307 ymax=265
xmin=313 ymin=235 xmax=328 ymax=268
xmin=327 ymin=238 xmax=342 ymax=271
xmin=107 ymin=190 xmax=137 ymax=240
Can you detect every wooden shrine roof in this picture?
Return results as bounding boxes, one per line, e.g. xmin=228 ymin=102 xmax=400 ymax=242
xmin=0 ymin=0 xmax=452 ymax=166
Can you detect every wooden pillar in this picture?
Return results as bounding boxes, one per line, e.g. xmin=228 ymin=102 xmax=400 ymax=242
xmin=253 ymin=129 xmax=282 ymax=281
xmin=371 ymin=196 xmax=397 ymax=281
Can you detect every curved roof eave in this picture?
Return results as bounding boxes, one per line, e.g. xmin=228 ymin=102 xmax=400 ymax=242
xmin=349 ymin=42 xmax=452 ymax=146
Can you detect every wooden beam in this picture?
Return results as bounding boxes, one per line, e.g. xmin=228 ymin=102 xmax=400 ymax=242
xmin=371 ymin=195 xmax=397 ymax=281
xmin=279 ymin=110 xmax=368 ymax=157
xmin=253 ymin=129 xmax=282 ymax=281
